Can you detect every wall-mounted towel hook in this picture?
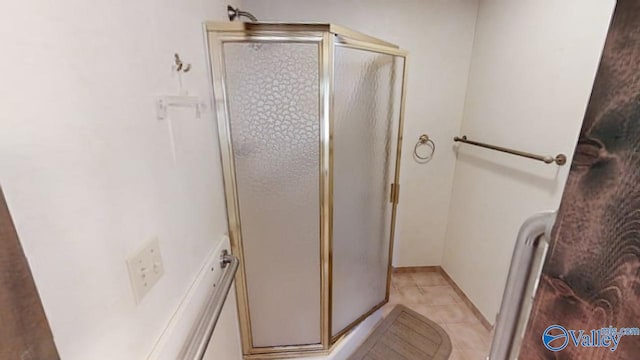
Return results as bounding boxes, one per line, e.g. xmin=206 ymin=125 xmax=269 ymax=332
xmin=174 ymin=53 xmax=191 ymax=73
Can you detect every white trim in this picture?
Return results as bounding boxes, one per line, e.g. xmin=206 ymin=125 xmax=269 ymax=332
xmin=148 ymin=236 xmax=238 ymax=359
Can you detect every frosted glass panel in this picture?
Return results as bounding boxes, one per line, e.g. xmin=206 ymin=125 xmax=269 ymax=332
xmin=332 ymin=48 xmax=404 ymax=336
xmin=223 ymin=42 xmax=321 ymax=347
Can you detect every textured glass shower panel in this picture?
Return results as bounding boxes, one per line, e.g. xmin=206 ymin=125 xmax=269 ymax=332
xmin=223 ymin=42 xmax=321 ymax=347
xmin=332 ymin=47 xmax=403 ymax=336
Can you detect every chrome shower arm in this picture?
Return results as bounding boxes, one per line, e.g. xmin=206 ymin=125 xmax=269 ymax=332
xmin=227 ymin=5 xmax=258 ymax=22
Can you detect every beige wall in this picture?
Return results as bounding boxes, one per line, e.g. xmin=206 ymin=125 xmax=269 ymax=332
xmin=0 ymin=0 xmax=242 ymax=358
xmin=245 ymin=0 xmax=480 ymax=266
xmin=441 ymin=0 xmax=616 ymax=322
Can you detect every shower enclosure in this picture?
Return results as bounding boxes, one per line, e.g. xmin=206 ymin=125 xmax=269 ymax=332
xmin=205 ymin=22 xmax=407 ymax=359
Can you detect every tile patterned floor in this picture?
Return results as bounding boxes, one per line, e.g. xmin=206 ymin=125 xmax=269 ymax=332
xmin=381 ymin=271 xmax=493 ymax=360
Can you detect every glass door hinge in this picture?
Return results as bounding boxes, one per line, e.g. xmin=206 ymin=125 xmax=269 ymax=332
xmin=390 ymin=183 xmax=400 ymax=204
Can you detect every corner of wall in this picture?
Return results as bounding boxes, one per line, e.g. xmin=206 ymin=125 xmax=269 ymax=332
xmin=440 ymin=0 xmax=482 ymax=270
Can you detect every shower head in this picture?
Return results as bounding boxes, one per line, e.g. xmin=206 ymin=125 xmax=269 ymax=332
xmin=227 ymin=5 xmax=258 ymax=22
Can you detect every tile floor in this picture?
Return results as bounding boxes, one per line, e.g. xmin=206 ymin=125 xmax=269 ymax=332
xmin=381 ymin=270 xmax=493 ymax=360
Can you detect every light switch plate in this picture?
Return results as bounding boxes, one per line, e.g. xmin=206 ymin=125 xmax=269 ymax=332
xmin=127 ymin=238 xmax=164 ymax=303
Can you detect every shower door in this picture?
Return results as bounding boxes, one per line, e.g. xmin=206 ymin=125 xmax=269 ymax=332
xmin=331 ymin=46 xmax=405 ymax=339
xmin=216 ymin=38 xmax=325 ymax=351
xmin=206 ymin=22 xmax=407 ymax=359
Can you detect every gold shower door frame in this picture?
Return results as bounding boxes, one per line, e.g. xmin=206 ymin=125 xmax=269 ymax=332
xmin=205 ymin=22 xmax=408 ymax=359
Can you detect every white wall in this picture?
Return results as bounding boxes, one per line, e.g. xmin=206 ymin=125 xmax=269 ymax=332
xmin=0 ymin=0 xmax=242 ymax=359
xmin=245 ymin=0 xmax=480 ymax=266
xmin=441 ymin=0 xmax=616 ymax=322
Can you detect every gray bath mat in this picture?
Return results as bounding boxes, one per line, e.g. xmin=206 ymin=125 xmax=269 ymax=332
xmin=348 ymin=304 xmax=452 ymax=360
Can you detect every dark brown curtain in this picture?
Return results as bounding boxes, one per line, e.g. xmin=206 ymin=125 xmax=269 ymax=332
xmin=0 ymin=188 xmax=59 ymax=359
xmin=520 ymin=0 xmax=640 ymax=358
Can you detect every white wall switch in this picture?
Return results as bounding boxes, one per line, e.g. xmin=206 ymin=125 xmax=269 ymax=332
xmin=127 ymin=238 xmax=164 ymax=303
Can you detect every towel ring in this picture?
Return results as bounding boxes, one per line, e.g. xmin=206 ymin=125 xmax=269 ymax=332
xmin=414 ymin=134 xmax=435 ymax=162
